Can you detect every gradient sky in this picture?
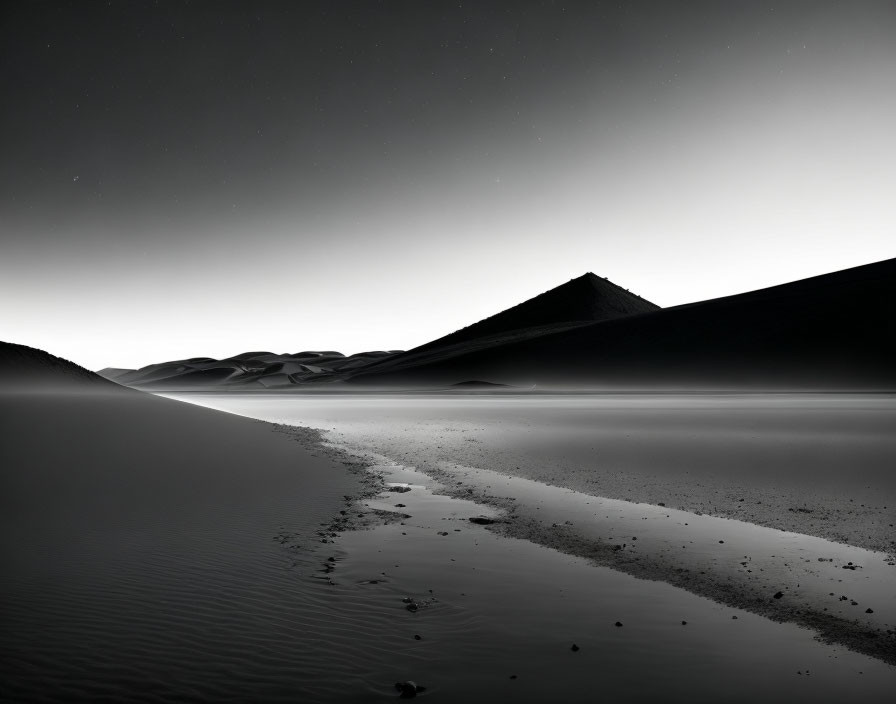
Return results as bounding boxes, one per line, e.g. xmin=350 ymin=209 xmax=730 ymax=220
xmin=2 ymin=1 xmax=894 ymax=370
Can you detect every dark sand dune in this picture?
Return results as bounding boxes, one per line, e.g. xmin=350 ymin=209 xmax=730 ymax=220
xmin=99 ymin=274 xmax=660 ymax=392
xmin=228 ymin=350 xmax=278 ymax=360
xmin=0 ymin=342 xmax=114 ymax=390
xmin=0 ymin=343 xmax=376 ymax=701
xmin=350 ymin=258 xmax=896 ymax=389
xmin=110 ymin=260 xmax=896 ymax=392
xmin=348 ymin=320 xmax=598 ymax=380
xmin=103 ymin=349 xmax=406 ymax=390
xmin=349 ymin=273 xmax=657 ymax=379
xmin=411 ymin=272 xmax=659 ymax=353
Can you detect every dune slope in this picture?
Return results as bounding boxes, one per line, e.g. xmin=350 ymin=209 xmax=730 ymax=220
xmin=412 ymin=272 xmax=659 ymax=352
xmin=0 ymin=344 xmax=368 ymax=701
xmin=349 ymin=257 xmax=896 ymax=388
xmin=0 ymin=341 xmax=114 ymax=390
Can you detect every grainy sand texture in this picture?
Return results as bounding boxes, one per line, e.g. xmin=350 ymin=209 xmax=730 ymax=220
xmin=0 ymin=388 xmax=373 ymax=702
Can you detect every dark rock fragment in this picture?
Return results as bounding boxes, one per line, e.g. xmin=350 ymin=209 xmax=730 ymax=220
xmin=395 ymin=681 xmax=425 ymax=698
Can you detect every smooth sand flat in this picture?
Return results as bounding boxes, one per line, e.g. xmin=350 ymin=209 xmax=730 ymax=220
xmin=0 ymin=388 xmax=363 ymax=702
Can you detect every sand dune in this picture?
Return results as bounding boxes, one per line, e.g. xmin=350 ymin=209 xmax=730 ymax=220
xmin=0 ymin=343 xmax=375 ymax=701
xmin=0 ymin=342 xmax=114 ymax=390
xmin=103 ymin=258 xmax=896 ymax=392
xmin=97 ymin=272 xmax=660 ymax=391
xmin=350 ymin=258 xmax=896 ymax=389
xmin=410 ymin=272 xmax=659 ymax=352
xmin=102 ymin=349 xmax=406 ymax=390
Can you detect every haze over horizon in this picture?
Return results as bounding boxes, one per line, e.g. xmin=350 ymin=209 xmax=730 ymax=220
xmin=2 ymin=1 xmax=895 ymax=371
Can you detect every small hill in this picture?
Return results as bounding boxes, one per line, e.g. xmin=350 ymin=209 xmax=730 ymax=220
xmin=101 ymin=349 xmax=407 ymax=390
xmin=349 ymin=258 xmax=896 ymax=389
xmin=0 ymin=342 xmax=115 ymax=390
xmin=415 ymin=272 xmax=659 ymax=353
xmin=97 ymin=273 xmax=657 ymax=391
xmin=350 ymin=273 xmax=660 ymax=380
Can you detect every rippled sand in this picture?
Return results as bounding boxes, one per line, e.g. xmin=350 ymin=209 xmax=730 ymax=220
xmin=0 ymin=390 xmax=369 ymax=702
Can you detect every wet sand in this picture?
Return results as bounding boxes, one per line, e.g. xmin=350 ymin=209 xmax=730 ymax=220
xmin=174 ymin=392 xmax=896 ymax=673
xmin=319 ymin=459 xmax=896 ymax=701
xmin=178 ymin=393 xmax=895 ymax=552
xmin=457 ymin=394 xmax=896 ymax=554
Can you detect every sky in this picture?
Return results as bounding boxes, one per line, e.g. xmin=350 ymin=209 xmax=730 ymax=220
xmin=1 ymin=1 xmax=894 ymax=371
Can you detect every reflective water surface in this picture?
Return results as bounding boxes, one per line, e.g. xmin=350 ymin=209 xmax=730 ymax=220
xmin=166 ymin=392 xmax=896 ymax=701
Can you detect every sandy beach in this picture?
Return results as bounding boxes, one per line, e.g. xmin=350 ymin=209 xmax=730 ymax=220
xmin=146 ymin=391 xmax=896 ymax=700
xmin=2 ymin=386 xmax=895 ymax=700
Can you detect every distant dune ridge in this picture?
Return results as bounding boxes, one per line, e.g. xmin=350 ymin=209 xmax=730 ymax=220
xmin=0 ymin=341 xmax=369 ymax=701
xmin=94 ymin=272 xmax=661 ymax=390
xmin=96 ymin=349 xmax=404 ymax=390
xmin=34 ymin=256 xmax=895 ymax=391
